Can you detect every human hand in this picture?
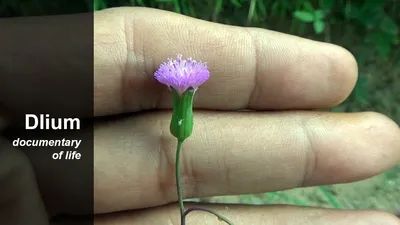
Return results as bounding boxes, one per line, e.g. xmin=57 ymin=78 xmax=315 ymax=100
xmin=1 ymin=6 xmax=400 ymax=225
xmin=92 ymin=7 xmax=400 ymax=224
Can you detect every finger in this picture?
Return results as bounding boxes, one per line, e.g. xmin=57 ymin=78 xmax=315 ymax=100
xmin=18 ymin=111 xmax=400 ymax=214
xmin=0 ymin=138 xmax=49 ymax=225
xmin=94 ymin=7 xmax=357 ymax=116
xmin=90 ymin=111 xmax=400 ymax=213
xmin=94 ymin=203 xmax=400 ymax=225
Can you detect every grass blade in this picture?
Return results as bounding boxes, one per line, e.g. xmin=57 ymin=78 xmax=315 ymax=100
xmin=319 ymin=186 xmax=342 ymax=209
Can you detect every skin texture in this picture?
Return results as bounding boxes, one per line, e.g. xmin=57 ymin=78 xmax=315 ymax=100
xmin=0 ymin=6 xmax=399 ymax=225
xmin=94 ymin=8 xmax=357 ymax=114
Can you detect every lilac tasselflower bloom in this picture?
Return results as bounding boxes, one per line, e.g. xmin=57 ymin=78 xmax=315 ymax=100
xmin=153 ymin=54 xmax=233 ymax=225
xmin=154 ymin=54 xmax=210 ymax=95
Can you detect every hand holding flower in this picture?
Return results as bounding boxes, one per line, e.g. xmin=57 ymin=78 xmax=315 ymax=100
xmin=91 ymin=7 xmax=400 ymax=224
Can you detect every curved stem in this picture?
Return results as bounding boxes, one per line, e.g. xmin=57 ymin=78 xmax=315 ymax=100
xmin=176 ymin=140 xmax=233 ymax=225
xmin=176 ymin=140 xmax=185 ymax=218
xmin=182 ymin=207 xmax=233 ymax=225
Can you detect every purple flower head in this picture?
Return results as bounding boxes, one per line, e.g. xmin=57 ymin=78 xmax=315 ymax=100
xmin=154 ymin=54 xmax=210 ymax=95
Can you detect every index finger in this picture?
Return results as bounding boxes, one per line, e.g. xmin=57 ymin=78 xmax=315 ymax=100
xmin=0 ymin=7 xmax=358 ymax=120
xmin=94 ymin=7 xmax=358 ymax=116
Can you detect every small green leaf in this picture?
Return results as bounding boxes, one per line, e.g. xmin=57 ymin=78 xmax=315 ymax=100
xmin=314 ymin=9 xmax=325 ymax=20
xmin=319 ymin=186 xmax=342 ymax=209
xmin=256 ymin=0 xmax=267 ymax=17
xmin=172 ymin=0 xmax=181 ymax=13
xmin=214 ymin=0 xmax=223 ymax=15
xmin=93 ymin=0 xmax=106 ymax=11
xmin=230 ymin=0 xmax=242 ymax=8
xmin=135 ymin=0 xmax=145 ymax=6
xmin=271 ymin=2 xmax=279 ymax=16
xmin=313 ymin=20 xmax=325 ymax=34
xmin=293 ymin=11 xmax=314 ymax=22
xmin=274 ymin=192 xmax=309 ymax=206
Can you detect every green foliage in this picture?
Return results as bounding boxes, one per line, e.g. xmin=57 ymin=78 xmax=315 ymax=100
xmin=344 ymin=1 xmax=398 ymax=60
xmin=266 ymin=192 xmax=309 ymax=206
xmin=93 ymin=0 xmax=107 ymax=11
xmin=319 ymin=186 xmax=342 ymax=209
xmin=293 ymin=2 xmax=326 ymax=34
xmin=293 ymin=11 xmax=314 ymax=22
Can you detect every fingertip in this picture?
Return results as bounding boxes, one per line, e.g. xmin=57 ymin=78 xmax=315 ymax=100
xmin=363 ymin=111 xmax=400 ymax=162
xmin=360 ymin=111 xmax=400 ymax=155
xmin=244 ymin=28 xmax=360 ymax=109
xmin=303 ymin=111 xmax=400 ymax=186
xmin=326 ymin=44 xmax=358 ymax=106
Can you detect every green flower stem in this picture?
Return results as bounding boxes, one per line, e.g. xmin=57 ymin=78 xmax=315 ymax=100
xmin=183 ymin=207 xmax=234 ymax=225
xmin=170 ymin=87 xmax=233 ymax=224
xmin=176 ymin=140 xmax=233 ymax=225
xmin=176 ymin=140 xmax=185 ymax=217
xmin=170 ymin=88 xmax=195 ymax=221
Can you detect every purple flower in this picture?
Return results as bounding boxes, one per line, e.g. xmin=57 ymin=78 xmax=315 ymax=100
xmin=154 ymin=54 xmax=210 ymax=95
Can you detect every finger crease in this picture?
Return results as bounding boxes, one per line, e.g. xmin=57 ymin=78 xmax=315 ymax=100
xmin=245 ymin=28 xmax=260 ymax=109
xmin=121 ymin=13 xmax=131 ymax=113
xmin=300 ymin=117 xmax=318 ymax=186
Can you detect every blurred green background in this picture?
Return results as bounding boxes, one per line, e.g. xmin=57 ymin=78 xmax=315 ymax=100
xmin=2 ymin=0 xmax=399 ymax=215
